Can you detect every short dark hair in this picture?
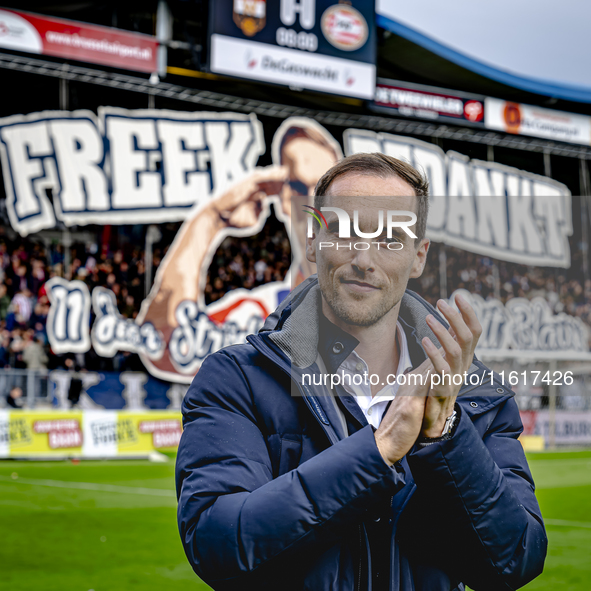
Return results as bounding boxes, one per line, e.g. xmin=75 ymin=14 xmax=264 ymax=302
xmin=314 ymin=152 xmax=429 ymax=243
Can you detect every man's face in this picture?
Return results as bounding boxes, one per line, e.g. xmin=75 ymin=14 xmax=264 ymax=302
xmin=306 ymin=173 xmax=429 ymax=328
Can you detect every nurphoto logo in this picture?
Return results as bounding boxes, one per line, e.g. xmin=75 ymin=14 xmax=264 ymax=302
xmin=303 ymin=205 xmax=417 ymax=250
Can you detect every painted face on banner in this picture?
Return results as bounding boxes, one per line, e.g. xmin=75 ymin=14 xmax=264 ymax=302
xmin=306 ymin=173 xmax=429 ymax=328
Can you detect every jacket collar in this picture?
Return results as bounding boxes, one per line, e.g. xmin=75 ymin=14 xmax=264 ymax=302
xmin=256 ymin=274 xmax=465 ymax=371
xmin=247 ymin=275 xmax=513 ymax=434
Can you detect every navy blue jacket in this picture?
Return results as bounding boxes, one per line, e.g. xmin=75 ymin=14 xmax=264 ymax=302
xmin=176 ymin=277 xmax=547 ymax=590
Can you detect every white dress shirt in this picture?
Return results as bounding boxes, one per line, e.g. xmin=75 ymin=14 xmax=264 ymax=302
xmin=338 ymin=321 xmax=413 ymax=429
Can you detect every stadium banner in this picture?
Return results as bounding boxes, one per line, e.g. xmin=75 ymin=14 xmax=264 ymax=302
xmin=208 ymin=0 xmax=376 ymax=99
xmin=520 ymin=410 xmax=591 ymax=446
xmin=0 ymin=108 xmax=584 ymax=381
xmin=485 ymin=98 xmax=591 ymax=146
xmin=0 ymin=108 xmax=572 ymax=267
xmin=44 ymin=273 xmax=591 ymax=387
xmin=372 ymin=78 xmax=485 ymax=126
xmin=344 ymin=129 xmax=573 ymax=268
xmin=0 ymin=108 xmax=265 ymax=236
xmin=0 ymin=8 xmax=158 ymax=73
xmin=451 ymin=290 xmax=590 ymax=361
xmin=0 ymin=410 xmax=181 ymax=458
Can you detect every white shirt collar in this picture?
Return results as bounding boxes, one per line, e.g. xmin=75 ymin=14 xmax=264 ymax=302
xmin=337 ymin=320 xmax=413 ymax=428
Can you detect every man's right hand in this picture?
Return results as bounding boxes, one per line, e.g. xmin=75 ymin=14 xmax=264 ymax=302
xmin=374 ymin=359 xmax=432 ymax=465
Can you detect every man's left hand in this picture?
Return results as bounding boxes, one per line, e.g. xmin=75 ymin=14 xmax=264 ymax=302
xmin=420 ymin=294 xmax=482 ymax=438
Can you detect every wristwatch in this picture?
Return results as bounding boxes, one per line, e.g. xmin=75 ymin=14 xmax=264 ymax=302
xmin=441 ymin=409 xmax=458 ymax=437
xmin=417 ymin=408 xmax=458 ymax=447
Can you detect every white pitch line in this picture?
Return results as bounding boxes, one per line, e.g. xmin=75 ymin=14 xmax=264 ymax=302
xmin=0 ymin=475 xmax=175 ymax=498
xmin=545 ymin=518 xmax=591 ymax=530
xmin=4 ymin=478 xmax=590 ymax=527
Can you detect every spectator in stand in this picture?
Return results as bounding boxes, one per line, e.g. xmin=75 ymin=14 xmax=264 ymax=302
xmin=12 ymin=263 xmax=31 ymax=295
xmin=6 ymin=385 xmax=24 ymax=409
xmin=0 ymin=242 xmax=9 ymax=278
xmin=30 ymin=258 xmax=47 ymax=295
xmin=0 ymin=330 xmax=11 ymax=368
xmin=50 ymin=244 xmax=64 ymax=267
xmin=5 ymin=301 xmax=23 ymax=332
xmin=65 ymin=359 xmax=84 ymax=407
xmin=11 ymin=289 xmax=33 ymax=324
xmin=7 ymin=329 xmax=25 ymax=368
xmin=122 ymin=295 xmax=136 ymax=319
xmin=0 ymin=283 xmax=10 ymax=320
xmin=22 ymin=332 xmax=48 ymax=371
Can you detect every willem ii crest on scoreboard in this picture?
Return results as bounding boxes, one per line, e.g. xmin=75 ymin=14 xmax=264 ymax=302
xmin=233 ymin=0 xmax=267 ymax=36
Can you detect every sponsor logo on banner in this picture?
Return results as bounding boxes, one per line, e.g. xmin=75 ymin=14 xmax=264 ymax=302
xmin=485 ymin=97 xmax=591 ymax=146
xmin=211 ymin=35 xmax=374 ymax=97
xmin=0 ymin=8 xmax=157 ymax=73
xmin=0 ymin=411 xmax=8 ymax=456
xmin=0 ymin=9 xmax=42 ymax=53
xmin=0 ymin=415 xmax=32 ymax=448
xmin=321 ymin=4 xmax=368 ymax=51
xmin=373 ymin=79 xmax=485 ymax=125
xmin=89 ymin=420 xmax=120 ymax=446
xmin=233 ymin=0 xmax=266 ymax=36
xmin=464 ymin=100 xmax=484 ymax=122
xmin=519 ymin=410 xmax=538 ymax=436
xmin=503 ymin=102 xmax=522 ymax=134
xmin=33 ymin=419 xmax=82 ymax=449
xmin=0 ymin=411 xmax=181 ymax=458
xmin=139 ymin=419 xmax=182 ymax=448
xmin=0 ymin=412 xmax=83 ymax=456
xmin=521 ymin=411 xmax=591 ymax=446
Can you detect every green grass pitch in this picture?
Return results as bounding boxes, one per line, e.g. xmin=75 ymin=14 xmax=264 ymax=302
xmin=1 ymin=450 xmax=590 ymax=590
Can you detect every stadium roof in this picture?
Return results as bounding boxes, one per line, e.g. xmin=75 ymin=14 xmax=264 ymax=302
xmin=2 ymin=0 xmax=590 ymax=129
xmin=377 ymin=0 xmax=591 ymax=107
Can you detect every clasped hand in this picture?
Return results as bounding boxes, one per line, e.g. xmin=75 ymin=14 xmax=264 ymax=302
xmin=375 ymin=294 xmax=482 ymax=465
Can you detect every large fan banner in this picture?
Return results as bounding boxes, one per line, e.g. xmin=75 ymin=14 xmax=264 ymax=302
xmin=0 ymin=108 xmax=587 ymax=382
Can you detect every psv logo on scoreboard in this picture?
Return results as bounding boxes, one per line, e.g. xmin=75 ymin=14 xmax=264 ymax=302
xmin=233 ymin=0 xmax=267 ymax=36
xmin=321 ymin=3 xmax=368 ymax=51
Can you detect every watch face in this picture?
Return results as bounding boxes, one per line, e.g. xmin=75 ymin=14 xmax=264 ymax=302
xmin=442 ymin=410 xmax=457 ymax=436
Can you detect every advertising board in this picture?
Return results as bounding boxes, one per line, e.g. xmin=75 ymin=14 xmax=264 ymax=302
xmin=0 ymin=8 xmax=157 ymax=73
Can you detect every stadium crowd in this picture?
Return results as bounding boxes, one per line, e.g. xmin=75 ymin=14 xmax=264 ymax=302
xmin=204 ymin=212 xmax=292 ymax=304
xmin=410 ymin=241 xmax=591 ymax=328
xmin=0 ymin=224 xmax=161 ymax=372
xmin=0 ymin=214 xmax=590 ymax=376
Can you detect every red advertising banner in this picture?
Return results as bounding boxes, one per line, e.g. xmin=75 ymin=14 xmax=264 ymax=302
xmin=373 ymin=78 xmax=485 ymax=126
xmin=0 ymin=8 xmax=157 ymax=73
